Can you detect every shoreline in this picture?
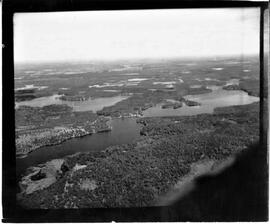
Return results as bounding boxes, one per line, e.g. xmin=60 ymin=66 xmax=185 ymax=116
xmin=16 ymin=112 xmax=112 ymax=158
xmin=16 ymin=125 xmax=113 ymax=159
xmin=16 ymin=131 xmax=94 ymax=159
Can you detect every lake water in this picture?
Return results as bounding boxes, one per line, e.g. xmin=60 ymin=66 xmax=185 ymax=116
xmin=143 ymin=86 xmax=258 ymax=117
xmin=15 ymin=94 xmax=129 ymax=112
xmin=16 ymin=118 xmax=141 ymax=178
xmin=16 ymin=85 xmax=259 ymax=178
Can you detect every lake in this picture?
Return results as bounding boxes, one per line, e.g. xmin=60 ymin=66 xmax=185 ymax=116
xmin=16 ymin=85 xmax=259 ymax=178
xmin=143 ymin=86 xmax=258 ymax=117
xmin=15 ymin=94 xmax=130 ymax=112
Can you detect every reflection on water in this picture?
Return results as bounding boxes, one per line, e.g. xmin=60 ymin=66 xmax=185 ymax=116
xmin=143 ymin=86 xmax=259 ymax=117
xmin=15 ymin=94 xmax=129 ymax=112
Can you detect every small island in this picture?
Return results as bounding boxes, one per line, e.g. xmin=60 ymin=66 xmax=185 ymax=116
xmin=184 ymin=99 xmax=201 ymax=106
xmin=223 ymin=85 xmax=240 ymax=91
xmin=59 ymin=95 xmax=88 ymax=101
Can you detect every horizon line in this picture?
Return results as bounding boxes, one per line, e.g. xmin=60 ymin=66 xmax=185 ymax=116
xmin=15 ymin=53 xmax=259 ymax=65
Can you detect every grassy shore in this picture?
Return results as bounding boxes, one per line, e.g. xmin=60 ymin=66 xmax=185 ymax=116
xmin=17 ymin=102 xmax=259 ymax=208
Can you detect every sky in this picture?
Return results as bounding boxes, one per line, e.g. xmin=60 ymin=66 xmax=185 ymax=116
xmin=14 ymin=8 xmax=260 ymax=63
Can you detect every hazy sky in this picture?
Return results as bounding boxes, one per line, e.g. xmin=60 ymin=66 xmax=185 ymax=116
xmin=14 ymin=8 xmax=260 ymax=63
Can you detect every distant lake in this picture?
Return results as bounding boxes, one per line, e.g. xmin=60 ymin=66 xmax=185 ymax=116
xmin=15 ymin=94 xmax=130 ymax=112
xmin=143 ymin=86 xmax=259 ymax=117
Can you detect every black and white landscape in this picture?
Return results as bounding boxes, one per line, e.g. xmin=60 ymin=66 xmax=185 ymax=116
xmin=14 ymin=8 xmax=261 ymax=209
